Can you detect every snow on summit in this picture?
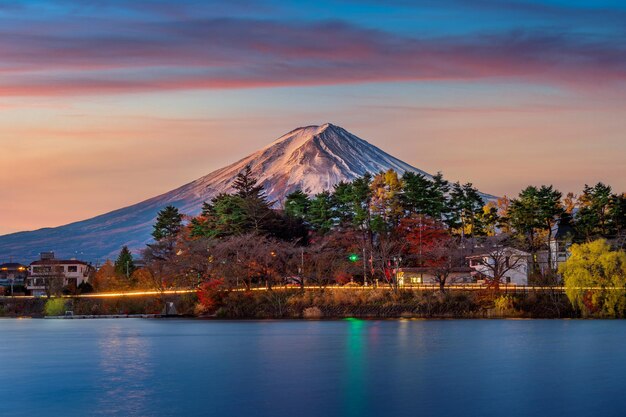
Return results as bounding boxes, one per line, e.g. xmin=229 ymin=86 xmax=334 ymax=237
xmin=191 ymin=122 xmax=431 ymax=202
xmin=0 ymin=124 xmax=450 ymax=261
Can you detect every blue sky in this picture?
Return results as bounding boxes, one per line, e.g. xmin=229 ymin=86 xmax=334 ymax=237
xmin=0 ymin=0 xmax=624 ymax=234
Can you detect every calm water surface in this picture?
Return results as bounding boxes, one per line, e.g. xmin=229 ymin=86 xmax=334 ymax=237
xmin=2 ymin=319 xmax=626 ymax=417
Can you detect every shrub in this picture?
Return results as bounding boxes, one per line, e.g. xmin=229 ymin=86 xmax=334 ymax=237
xmin=44 ymin=298 xmax=67 ymax=316
xmin=494 ymin=295 xmax=515 ymax=311
xmin=303 ymin=306 xmax=323 ymax=319
xmin=197 ymin=279 xmax=225 ymax=314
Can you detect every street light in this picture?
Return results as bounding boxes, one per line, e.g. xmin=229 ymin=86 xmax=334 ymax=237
xmin=392 ymin=256 xmax=403 ymax=289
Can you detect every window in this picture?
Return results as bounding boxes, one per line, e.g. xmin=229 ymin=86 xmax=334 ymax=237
xmin=67 ymin=266 xmax=78 ymax=273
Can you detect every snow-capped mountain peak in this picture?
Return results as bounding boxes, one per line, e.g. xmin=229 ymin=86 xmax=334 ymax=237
xmin=0 ymin=124 xmax=477 ymax=262
xmin=194 ymin=122 xmax=430 ymax=200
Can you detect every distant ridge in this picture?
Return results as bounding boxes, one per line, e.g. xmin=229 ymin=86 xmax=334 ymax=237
xmin=0 ymin=123 xmax=494 ymax=262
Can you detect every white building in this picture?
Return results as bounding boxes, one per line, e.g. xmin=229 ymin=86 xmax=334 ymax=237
xmin=397 ymin=267 xmax=474 ymax=286
xmin=26 ymin=252 xmax=93 ymax=296
xmin=467 ymin=247 xmax=531 ymax=286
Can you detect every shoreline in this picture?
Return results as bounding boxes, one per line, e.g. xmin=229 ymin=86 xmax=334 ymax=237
xmin=0 ymin=314 xmax=583 ymax=320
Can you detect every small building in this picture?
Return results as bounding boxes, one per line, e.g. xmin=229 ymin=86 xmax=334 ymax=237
xmin=550 ymin=216 xmax=576 ymax=271
xmin=0 ymin=263 xmax=28 ymax=290
xmin=397 ymin=267 xmax=474 ymax=286
xmin=467 ymin=248 xmax=531 ymax=286
xmin=26 ymin=252 xmax=93 ymax=296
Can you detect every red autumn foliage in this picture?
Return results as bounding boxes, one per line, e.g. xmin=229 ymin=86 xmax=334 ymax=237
xmin=197 ymin=278 xmax=225 ymax=312
xmin=334 ymin=271 xmax=354 ymax=285
xmin=582 ymin=290 xmax=598 ymax=314
xmin=399 ymin=216 xmax=450 ymax=261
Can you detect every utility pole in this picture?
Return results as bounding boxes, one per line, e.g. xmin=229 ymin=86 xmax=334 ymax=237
xmin=363 ymin=246 xmax=367 ymax=286
xmin=236 ymin=251 xmax=240 ymax=287
xmin=300 ymin=247 xmax=304 ymax=286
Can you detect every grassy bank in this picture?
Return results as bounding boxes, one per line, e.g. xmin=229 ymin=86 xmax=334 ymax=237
xmin=0 ymin=289 xmax=577 ymax=319
xmin=206 ymin=288 xmax=577 ymax=319
xmin=0 ymin=293 xmax=198 ymax=318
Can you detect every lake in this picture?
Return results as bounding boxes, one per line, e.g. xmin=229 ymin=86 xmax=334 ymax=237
xmin=2 ymin=319 xmax=626 ymax=417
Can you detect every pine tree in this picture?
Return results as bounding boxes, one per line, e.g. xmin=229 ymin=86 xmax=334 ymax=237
xmin=332 ymin=182 xmax=355 ymax=225
xmin=509 ymin=186 xmax=543 ymax=253
xmin=232 ymin=165 xmax=267 ymax=202
xmin=576 ymin=183 xmax=615 ymax=239
xmin=447 ymin=182 xmax=484 ymax=237
xmin=401 ymin=171 xmax=433 ymax=216
xmin=307 ymin=191 xmax=336 ymax=233
xmin=429 ymin=172 xmax=451 ymax=221
xmin=114 ymin=246 xmax=136 ymax=278
xmin=152 ymin=205 xmax=183 ymax=241
xmin=611 ymin=194 xmax=626 ymax=239
xmin=536 ymin=185 xmax=564 ymax=270
xmin=284 ymin=190 xmax=311 ymax=220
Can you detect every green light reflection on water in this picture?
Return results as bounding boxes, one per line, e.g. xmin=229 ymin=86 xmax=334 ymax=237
xmin=343 ymin=317 xmax=367 ymax=417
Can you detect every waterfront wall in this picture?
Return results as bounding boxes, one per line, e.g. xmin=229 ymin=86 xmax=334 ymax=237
xmin=0 ymin=289 xmax=576 ymax=319
xmin=0 ymin=293 xmax=197 ymax=318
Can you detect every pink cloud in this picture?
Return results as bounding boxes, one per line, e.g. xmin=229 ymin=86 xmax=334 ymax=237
xmin=0 ymin=19 xmax=624 ymax=96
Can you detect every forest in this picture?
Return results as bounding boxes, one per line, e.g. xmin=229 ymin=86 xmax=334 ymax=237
xmin=91 ymin=166 xmax=624 ymax=295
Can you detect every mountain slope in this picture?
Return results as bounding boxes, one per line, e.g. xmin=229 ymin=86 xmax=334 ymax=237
xmin=0 ymin=123 xmax=489 ymax=263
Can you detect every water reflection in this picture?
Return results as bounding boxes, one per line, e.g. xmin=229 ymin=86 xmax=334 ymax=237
xmin=95 ymin=323 xmax=152 ymax=416
xmin=4 ymin=319 xmax=626 ymax=417
xmin=343 ymin=318 xmax=367 ymax=417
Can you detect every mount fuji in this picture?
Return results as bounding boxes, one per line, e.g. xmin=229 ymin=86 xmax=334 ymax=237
xmin=0 ymin=123 xmax=492 ymax=262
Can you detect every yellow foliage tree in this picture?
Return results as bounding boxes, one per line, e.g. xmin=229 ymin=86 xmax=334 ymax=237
xmin=560 ymin=239 xmax=626 ymax=317
xmin=131 ymin=268 xmax=156 ymax=290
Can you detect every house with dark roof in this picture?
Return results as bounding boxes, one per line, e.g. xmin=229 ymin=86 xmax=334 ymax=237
xmin=549 ymin=215 xmax=576 ymax=271
xmin=26 ymin=252 xmax=93 ymax=296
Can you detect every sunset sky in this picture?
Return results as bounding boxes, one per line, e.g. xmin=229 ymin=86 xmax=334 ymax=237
xmin=1 ymin=0 xmax=625 ymax=235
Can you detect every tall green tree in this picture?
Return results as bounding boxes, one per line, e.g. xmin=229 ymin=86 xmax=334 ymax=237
xmin=350 ymin=174 xmax=374 ymax=232
xmin=114 ymin=246 xmax=136 ymax=278
xmin=447 ymin=182 xmax=484 ymax=237
xmin=509 ymin=186 xmax=543 ymax=255
xmin=232 ymin=164 xmax=267 ymax=201
xmin=576 ymin=183 xmax=616 ymax=240
xmin=401 ymin=172 xmax=434 ymax=216
xmin=284 ymin=190 xmax=311 ymax=220
xmin=536 ymin=185 xmax=564 ymax=271
xmin=611 ymin=193 xmax=626 ymax=241
xmin=509 ymin=185 xmax=565 ymax=273
xmin=152 ymin=205 xmax=183 ymax=241
xmin=307 ymin=191 xmax=336 ymax=233
xmin=332 ymin=181 xmax=356 ymax=226
xmin=190 ymin=194 xmax=248 ymax=238
xmin=233 ymin=166 xmax=275 ymax=234
xmin=429 ymin=172 xmax=451 ymax=221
